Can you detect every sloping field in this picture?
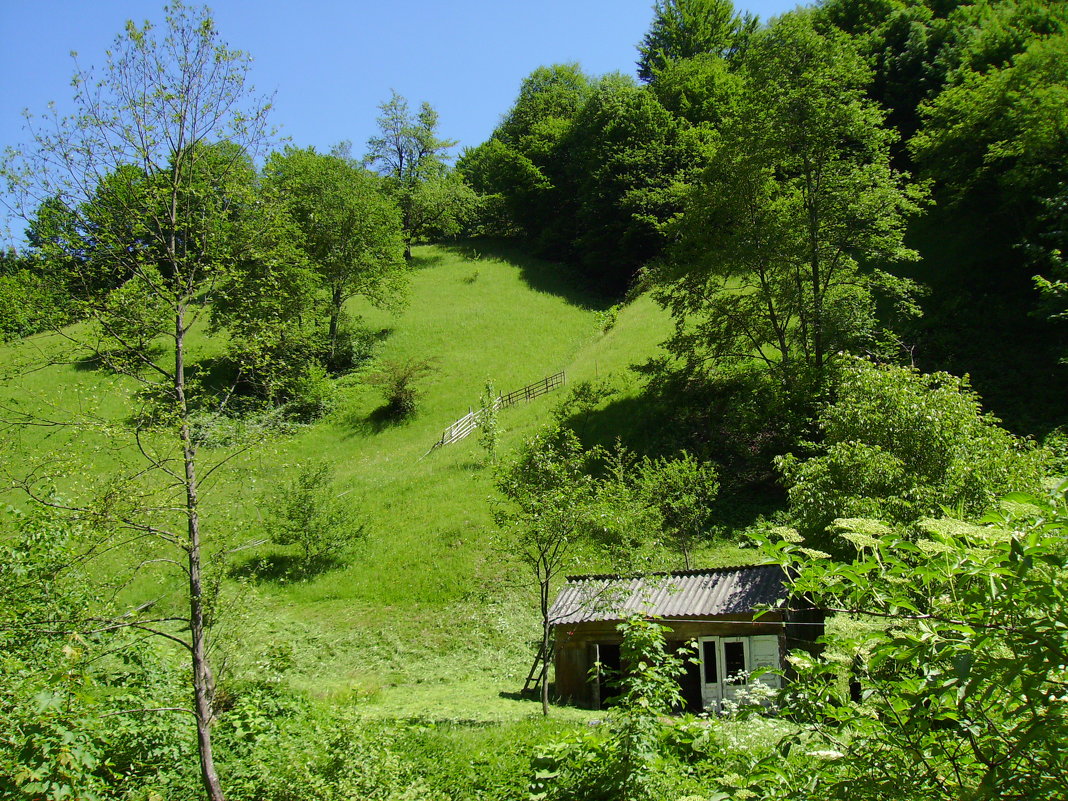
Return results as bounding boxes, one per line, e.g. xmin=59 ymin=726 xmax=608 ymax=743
xmin=0 ymin=242 xmax=681 ymax=718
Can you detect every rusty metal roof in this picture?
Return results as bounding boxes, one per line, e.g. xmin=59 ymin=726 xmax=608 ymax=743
xmin=548 ymin=565 xmax=788 ymax=626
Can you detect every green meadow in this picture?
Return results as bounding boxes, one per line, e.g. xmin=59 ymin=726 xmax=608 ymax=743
xmin=1 ymin=241 xmax=692 ymax=721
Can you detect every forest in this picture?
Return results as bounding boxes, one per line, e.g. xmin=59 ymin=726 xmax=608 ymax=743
xmin=0 ymin=0 xmax=1066 ymax=799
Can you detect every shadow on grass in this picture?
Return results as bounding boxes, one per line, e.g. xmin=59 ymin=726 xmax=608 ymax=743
xmin=409 ymin=251 xmax=447 ymax=270
xmin=337 ymin=402 xmax=417 ymax=439
xmin=72 ymin=346 xmax=166 ymax=372
xmin=228 ymin=551 xmax=346 ymax=583
xmin=441 ymin=239 xmax=614 ymax=312
xmin=365 ymin=404 xmax=410 ymax=432
xmin=185 ymin=357 xmax=241 ymax=395
xmin=71 ymin=353 xmax=105 ymax=371
xmin=561 ymin=380 xmax=788 ymax=533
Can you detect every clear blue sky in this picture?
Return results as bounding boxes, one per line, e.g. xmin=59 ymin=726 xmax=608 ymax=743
xmin=1 ymin=0 xmax=804 ymax=243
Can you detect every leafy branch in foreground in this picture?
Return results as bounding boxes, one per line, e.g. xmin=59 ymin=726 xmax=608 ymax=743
xmin=744 ymin=487 xmax=1068 ymax=801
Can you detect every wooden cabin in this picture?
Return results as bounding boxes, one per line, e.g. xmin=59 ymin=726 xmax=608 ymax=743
xmin=549 ymin=565 xmax=824 ymax=711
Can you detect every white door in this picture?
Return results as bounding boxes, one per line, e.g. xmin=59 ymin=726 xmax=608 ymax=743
xmin=698 ymin=636 xmax=722 ymax=710
xmin=749 ymin=635 xmax=782 ymax=690
xmin=700 ymin=635 xmax=782 ymax=711
xmin=719 ymin=637 xmax=750 ymax=704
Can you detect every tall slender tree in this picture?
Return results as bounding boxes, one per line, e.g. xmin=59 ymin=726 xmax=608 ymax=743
xmin=2 ymin=4 xmax=275 ymax=798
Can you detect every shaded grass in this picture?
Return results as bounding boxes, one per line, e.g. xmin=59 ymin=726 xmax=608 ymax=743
xmin=441 ymin=239 xmax=615 ymax=312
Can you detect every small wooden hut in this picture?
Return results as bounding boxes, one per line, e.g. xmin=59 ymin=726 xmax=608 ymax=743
xmin=548 ymin=565 xmax=823 ymax=711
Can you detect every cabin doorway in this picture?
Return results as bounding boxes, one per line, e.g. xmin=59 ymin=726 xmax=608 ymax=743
xmin=698 ymin=635 xmax=782 ymax=711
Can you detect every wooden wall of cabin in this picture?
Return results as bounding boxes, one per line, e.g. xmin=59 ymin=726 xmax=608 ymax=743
xmin=554 ymin=616 xmax=789 ymax=710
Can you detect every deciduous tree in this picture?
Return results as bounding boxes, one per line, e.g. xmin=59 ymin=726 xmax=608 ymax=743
xmin=1 ymin=4 xmax=276 ymax=798
xmin=655 ymin=12 xmax=926 ymax=390
xmin=776 ymin=358 xmax=1048 ymax=550
xmin=495 ymin=427 xmax=600 ymax=715
xmin=754 ymin=488 xmax=1068 ymax=800
xmin=265 ymin=146 xmax=406 ymax=363
xmin=637 ymin=0 xmax=756 ymax=82
xmin=364 ymin=91 xmax=469 ymax=257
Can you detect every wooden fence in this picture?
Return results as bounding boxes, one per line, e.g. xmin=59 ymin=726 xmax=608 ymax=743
xmin=427 ymin=372 xmax=565 ymax=453
xmin=498 ymin=371 xmax=565 ymax=408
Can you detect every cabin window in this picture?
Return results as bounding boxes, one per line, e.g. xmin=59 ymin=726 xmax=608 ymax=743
xmin=702 ymin=639 xmax=718 ymax=684
xmin=722 ymin=640 xmax=747 ymax=684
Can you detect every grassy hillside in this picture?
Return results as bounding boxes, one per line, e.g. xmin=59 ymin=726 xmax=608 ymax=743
xmin=2 ymin=241 xmax=710 ymax=720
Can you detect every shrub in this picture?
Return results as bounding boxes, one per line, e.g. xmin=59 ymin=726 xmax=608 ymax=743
xmin=0 ymin=269 xmax=72 ymax=340
xmin=264 ymin=461 xmax=362 ymax=569
xmin=369 ymin=357 xmax=437 ymax=420
xmin=478 ymin=380 xmax=501 ymax=463
xmin=529 ymin=616 xmax=691 ymax=801
xmin=322 ymin=320 xmax=382 ymax=374
xmin=751 ymin=488 xmax=1068 ymax=800
xmin=777 ymin=358 xmax=1048 ymax=550
xmin=282 ymin=363 xmax=336 ymax=422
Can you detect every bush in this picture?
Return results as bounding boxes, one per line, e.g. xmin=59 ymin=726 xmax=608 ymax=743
xmin=264 ymin=461 xmax=362 ymax=570
xmin=530 ymin=616 xmax=691 ymax=801
xmin=0 ymin=269 xmax=72 ymax=340
xmin=322 ymin=320 xmax=382 ymax=374
xmin=478 ymin=380 xmax=501 ymax=463
xmin=369 ymin=357 xmax=437 ymax=420
xmin=282 ymin=363 xmax=336 ymax=422
xmin=777 ymin=358 xmax=1048 ymax=550
xmin=190 ymin=408 xmax=296 ymax=449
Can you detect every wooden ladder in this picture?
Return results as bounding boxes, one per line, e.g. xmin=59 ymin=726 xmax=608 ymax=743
xmin=522 ymin=640 xmax=553 ymax=694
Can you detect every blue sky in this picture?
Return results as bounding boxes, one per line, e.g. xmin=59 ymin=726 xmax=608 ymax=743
xmin=1 ymin=0 xmax=803 ymax=243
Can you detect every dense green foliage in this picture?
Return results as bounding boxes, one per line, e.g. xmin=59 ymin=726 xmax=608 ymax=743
xmin=530 ymin=617 xmax=691 ymax=801
xmin=264 ymin=147 xmax=407 ymax=367
xmin=459 ymin=63 xmax=701 ymax=293
xmin=636 ymin=0 xmax=755 ymax=81
xmin=655 ymin=12 xmax=926 ymax=390
xmin=778 ymin=358 xmax=1048 ymax=548
xmin=3 ymin=0 xmax=1068 ymax=798
xmin=751 ymin=489 xmax=1068 ymax=800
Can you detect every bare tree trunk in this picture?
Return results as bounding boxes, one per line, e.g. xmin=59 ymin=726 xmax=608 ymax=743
xmin=540 ymin=577 xmax=551 ymax=716
xmin=176 ymin=310 xmax=225 ymax=801
xmin=328 ymin=287 xmax=343 ymax=364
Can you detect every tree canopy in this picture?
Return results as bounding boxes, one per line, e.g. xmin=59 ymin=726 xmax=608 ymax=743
xmin=364 ymin=91 xmax=473 ymax=257
xmin=264 ymin=146 xmax=406 ymax=364
xmin=636 ymin=0 xmax=756 ymax=82
xmin=654 ymin=12 xmax=926 ymax=388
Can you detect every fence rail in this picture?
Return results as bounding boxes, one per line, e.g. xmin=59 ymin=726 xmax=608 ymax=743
xmin=427 ymin=372 xmax=565 ymax=454
xmin=498 ymin=371 xmax=565 ymax=408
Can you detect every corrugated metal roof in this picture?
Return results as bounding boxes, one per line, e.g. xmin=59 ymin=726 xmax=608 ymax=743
xmin=548 ymin=565 xmax=788 ymax=626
